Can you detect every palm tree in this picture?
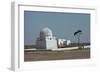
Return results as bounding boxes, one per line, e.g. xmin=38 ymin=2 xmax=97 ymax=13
xmin=74 ymin=30 xmax=82 ymax=48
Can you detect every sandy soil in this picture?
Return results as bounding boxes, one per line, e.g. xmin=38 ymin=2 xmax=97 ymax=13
xmin=24 ymin=48 xmax=90 ymax=61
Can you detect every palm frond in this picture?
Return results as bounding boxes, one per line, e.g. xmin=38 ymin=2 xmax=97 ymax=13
xmin=74 ymin=30 xmax=82 ymax=36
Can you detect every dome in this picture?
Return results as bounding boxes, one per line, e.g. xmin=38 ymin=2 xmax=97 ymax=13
xmin=40 ymin=27 xmax=53 ymax=37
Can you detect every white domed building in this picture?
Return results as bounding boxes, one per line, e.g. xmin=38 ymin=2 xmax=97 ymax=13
xmin=36 ymin=27 xmax=57 ymax=50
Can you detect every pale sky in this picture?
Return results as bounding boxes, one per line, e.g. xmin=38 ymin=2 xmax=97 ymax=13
xmin=24 ymin=11 xmax=90 ymax=45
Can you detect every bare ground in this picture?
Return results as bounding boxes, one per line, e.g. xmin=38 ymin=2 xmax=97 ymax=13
xmin=24 ymin=48 xmax=90 ymax=61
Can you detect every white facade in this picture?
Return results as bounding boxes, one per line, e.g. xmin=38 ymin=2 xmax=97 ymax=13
xmin=36 ymin=27 xmax=57 ymax=50
xmin=66 ymin=40 xmax=71 ymax=45
xmin=57 ymin=39 xmax=71 ymax=47
xmin=57 ymin=39 xmax=66 ymax=47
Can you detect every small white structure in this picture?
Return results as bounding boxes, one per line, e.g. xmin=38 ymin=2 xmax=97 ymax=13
xmin=36 ymin=27 xmax=57 ymax=50
xmin=57 ymin=39 xmax=66 ymax=47
xmin=66 ymin=40 xmax=71 ymax=45
xmin=57 ymin=39 xmax=71 ymax=47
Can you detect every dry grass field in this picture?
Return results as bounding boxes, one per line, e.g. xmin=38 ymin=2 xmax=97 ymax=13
xmin=24 ymin=48 xmax=90 ymax=61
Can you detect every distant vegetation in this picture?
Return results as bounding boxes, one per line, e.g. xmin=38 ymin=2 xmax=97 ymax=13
xmin=74 ymin=30 xmax=82 ymax=48
xmin=24 ymin=45 xmax=36 ymax=49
